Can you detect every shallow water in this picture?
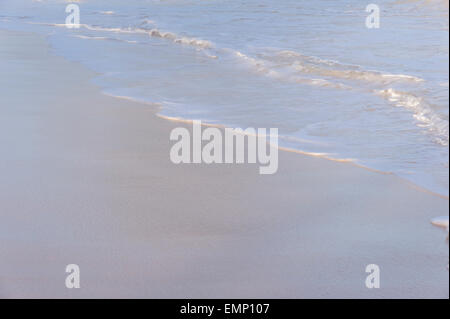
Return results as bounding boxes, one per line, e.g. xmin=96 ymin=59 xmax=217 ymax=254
xmin=1 ymin=0 xmax=448 ymax=195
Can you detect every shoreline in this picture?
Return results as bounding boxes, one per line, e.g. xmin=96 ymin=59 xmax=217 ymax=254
xmin=155 ymin=113 xmax=449 ymax=200
xmin=0 ymin=29 xmax=448 ymax=298
xmin=4 ymin=18 xmax=448 ymax=197
xmin=104 ymin=93 xmax=449 ymax=200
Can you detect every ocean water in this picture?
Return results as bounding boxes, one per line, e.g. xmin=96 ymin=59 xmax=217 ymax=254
xmin=1 ymin=0 xmax=448 ymax=195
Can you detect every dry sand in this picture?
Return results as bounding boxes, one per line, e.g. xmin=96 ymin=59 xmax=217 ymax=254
xmin=0 ymin=30 xmax=448 ymax=298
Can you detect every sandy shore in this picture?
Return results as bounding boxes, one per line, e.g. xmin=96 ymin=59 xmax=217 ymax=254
xmin=0 ymin=30 xmax=448 ymax=298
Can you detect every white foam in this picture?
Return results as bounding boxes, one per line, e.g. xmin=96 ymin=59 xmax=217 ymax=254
xmin=431 ymin=216 xmax=449 ymax=231
xmin=29 ymin=22 xmax=213 ymax=49
xmin=377 ymin=88 xmax=449 ymax=147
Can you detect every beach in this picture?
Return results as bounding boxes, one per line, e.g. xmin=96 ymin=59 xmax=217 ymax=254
xmin=0 ymin=29 xmax=448 ymax=298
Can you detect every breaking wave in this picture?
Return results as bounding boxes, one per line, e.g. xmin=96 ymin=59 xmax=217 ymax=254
xmin=29 ymin=22 xmax=214 ymax=49
xmin=377 ymin=88 xmax=449 ymax=146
